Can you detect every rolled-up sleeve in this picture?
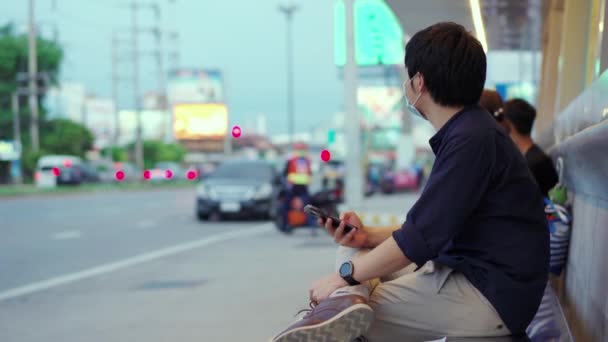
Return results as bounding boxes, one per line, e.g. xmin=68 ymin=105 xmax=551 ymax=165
xmin=393 ymin=132 xmax=495 ymax=266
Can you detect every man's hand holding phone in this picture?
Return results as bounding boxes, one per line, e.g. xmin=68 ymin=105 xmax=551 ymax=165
xmin=319 ymin=211 xmax=368 ymax=248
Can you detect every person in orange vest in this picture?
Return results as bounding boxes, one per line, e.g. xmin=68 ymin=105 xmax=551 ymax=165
xmin=280 ymin=142 xmax=313 ymax=233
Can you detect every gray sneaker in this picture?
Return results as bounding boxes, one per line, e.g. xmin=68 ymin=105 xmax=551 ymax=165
xmin=272 ymin=294 xmax=374 ymax=342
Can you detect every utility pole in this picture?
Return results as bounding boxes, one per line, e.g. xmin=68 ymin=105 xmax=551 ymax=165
xmin=121 ymin=1 xmax=177 ymax=165
xmin=111 ymin=31 xmax=131 ymax=145
xmin=81 ymin=96 xmax=88 ymax=127
xmin=150 ymin=4 xmax=169 ymax=142
xmin=131 ymin=1 xmax=144 ymax=171
xmin=11 ymin=93 xmax=23 ymax=185
xmin=111 ymin=33 xmax=121 ymax=145
xmin=167 ymin=29 xmax=180 ymax=72
xmin=166 ymin=1 xmax=179 ymax=73
xmin=279 ymin=2 xmax=298 ymax=145
xmin=343 ymin=0 xmax=363 ymax=209
xmin=11 ymin=94 xmax=22 ymax=153
xmin=28 ymin=0 xmax=40 ymax=151
xmin=165 ymin=0 xmax=180 ymax=142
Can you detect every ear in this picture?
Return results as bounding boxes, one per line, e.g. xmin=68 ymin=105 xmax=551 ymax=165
xmin=415 ymin=73 xmax=426 ymax=93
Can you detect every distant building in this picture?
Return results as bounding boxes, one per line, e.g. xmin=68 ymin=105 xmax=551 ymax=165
xmin=256 ymin=114 xmax=267 ymax=136
xmin=117 ymin=109 xmax=167 ymax=145
xmin=84 ymin=97 xmax=116 ymax=149
xmin=44 ymin=82 xmax=87 ymax=122
xmin=43 ymin=83 xmax=120 ymax=150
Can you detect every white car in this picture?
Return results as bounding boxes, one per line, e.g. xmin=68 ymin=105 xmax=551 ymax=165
xmin=35 ymin=155 xmax=83 ymax=188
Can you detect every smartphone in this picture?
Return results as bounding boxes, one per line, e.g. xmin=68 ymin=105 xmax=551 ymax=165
xmin=303 ymin=204 xmax=357 ymax=233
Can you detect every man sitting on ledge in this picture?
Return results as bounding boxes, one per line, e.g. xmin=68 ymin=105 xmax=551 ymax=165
xmin=272 ymin=22 xmax=549 ymax=342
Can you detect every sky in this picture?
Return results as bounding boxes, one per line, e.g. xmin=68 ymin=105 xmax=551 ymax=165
xmin=1 ymin=0 xmax=344 ymax=135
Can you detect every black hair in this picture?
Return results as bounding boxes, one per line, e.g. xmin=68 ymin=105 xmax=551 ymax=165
xmin=502 ymin=98 xmax=536 ymax=135
xmin=405 ymin=22 xmax=486 ymax=107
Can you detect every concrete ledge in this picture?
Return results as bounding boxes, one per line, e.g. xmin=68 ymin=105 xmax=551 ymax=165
xmin=358 ymin=212 xmax=405 ymax=227
xmin=337 ymin=204 xmax=406 ymax=226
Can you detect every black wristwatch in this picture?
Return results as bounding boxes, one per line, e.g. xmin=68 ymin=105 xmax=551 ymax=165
xmin=339 ymin=261 xmax=360 ymax=286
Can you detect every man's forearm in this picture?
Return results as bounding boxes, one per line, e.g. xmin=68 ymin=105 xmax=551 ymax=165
xmin=364 ymin=225 xmax=401 ymax=248
xmin=352 ymin=236 xmax=411 ymax=282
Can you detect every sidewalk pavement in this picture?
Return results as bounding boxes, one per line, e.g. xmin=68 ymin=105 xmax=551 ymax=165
xmin=338 ymin=192 xmax=420 ymax=227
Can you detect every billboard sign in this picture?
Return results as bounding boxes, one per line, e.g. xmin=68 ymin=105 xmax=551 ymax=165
xmin=0 ymin=140 xmax=20 ymax=161
xmin=173 ymin=103 xmax=228 ymax=140
xmin=167 ymin=69 xmax=223 ymax=104
xmin=334 ymin=0 xmax=404 ymax=66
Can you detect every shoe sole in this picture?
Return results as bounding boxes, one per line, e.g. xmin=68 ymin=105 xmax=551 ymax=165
xmin=272 ymin=303 xmax=374 ymax=342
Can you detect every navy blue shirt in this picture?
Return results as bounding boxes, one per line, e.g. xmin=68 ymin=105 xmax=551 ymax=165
xmin=393 ymin=105 xmax=549 ymax=334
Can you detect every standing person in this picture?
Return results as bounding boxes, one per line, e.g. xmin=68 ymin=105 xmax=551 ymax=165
xmin=272 ymin=22 xmax=549 ymax=342
xmin=501 ymin=99 xmax=559 ymax=197
xmin=280 ymin=142 xmax=313 ymax=233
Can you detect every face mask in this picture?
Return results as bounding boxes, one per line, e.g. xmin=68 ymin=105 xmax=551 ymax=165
xmin=404 ymin=75 xmax=425 ymax=120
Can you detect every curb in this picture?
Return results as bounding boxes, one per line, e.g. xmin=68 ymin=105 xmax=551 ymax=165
xmin=358 ymin=212 xmax=405 ymax=226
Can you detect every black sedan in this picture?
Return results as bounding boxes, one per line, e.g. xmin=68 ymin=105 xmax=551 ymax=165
xmin=196 ymin=160 xmax=280 ymax=221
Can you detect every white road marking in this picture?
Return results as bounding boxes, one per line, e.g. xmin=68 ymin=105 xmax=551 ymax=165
xmin=0 ymin=224 xmax=272 ymax=302
xmin=135 ymin=220 xmax=156 ymax=229
xmin=51 ymin=231 xmax=82 ymax=240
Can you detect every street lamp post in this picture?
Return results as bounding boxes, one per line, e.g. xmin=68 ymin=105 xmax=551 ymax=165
xmin=28 ymin=0 xmax=40 ymax=151
xmin=279 ymin=2 xmax=298 ymax=145
xmin=343 ymin=0 xmax=363 ymax=209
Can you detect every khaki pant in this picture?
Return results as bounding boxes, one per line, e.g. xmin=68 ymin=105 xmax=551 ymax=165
xmin=335 ymin=247 xmax=511 ymax=342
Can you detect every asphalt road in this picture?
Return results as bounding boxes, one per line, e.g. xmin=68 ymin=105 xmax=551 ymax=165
xmin=0 ymin=187 xmax=349 ymax=341
xmin=0 ymin=188 xmax=538 ymax=342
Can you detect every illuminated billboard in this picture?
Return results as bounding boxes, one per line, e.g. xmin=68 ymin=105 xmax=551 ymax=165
xmin=173 ymin=103 xmax=228 ymax=140
xmin=334 ymin=0 xmax=404 ymax=66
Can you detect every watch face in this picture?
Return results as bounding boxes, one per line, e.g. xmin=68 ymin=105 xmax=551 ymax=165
xmin=339 ymin=262 xmax=353 ymax=277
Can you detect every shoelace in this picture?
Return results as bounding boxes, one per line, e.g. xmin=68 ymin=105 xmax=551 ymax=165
xmin=294 ymin=301 xmax=317 ymax=318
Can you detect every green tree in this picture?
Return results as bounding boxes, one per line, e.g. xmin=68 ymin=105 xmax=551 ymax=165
xmin=0 ymin=23 xmax=63 ymax=182
xmin=101 ymin=146 xmax=129 ymax=163
xmin=40 ymin=119 xmax=94 ymax=157
xmin=130 ymin=140 xmax=186 ymax=170
xmin=157 ymin=143 xmax=187 ymax=164
xmin=0 ymin=23 xmax=63 ymax=140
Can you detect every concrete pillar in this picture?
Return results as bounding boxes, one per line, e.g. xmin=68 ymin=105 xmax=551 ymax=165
xmin=600 ymin=0 xmax=608 ymax=73
xmin=343 ymin=0 xmax=364 ymax=209
xmin=585 ymin=0 xmax=604 ymax=83
xmin=536 ymin=0 xmax=564 ymax=136
xmin=554 ymin=0 xmax=593 ymax=112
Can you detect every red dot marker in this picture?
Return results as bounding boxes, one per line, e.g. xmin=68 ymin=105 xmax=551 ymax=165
xmin=115 ymin=170 xmax=125 ymax=181
xmin=143 ymin=170 xmax=151 ymax=180
xmin=186 ymin=170 xmax=197 ymax=181
xmin=320 ymin=149 xmax=331 ymax=162
xmin=165 ymin=169 xmax=174 ymax=180
xmin=52 ymin=167 xmax=61 ymax=177
xmin=232 ymin=125 xmax=242 ymax=138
